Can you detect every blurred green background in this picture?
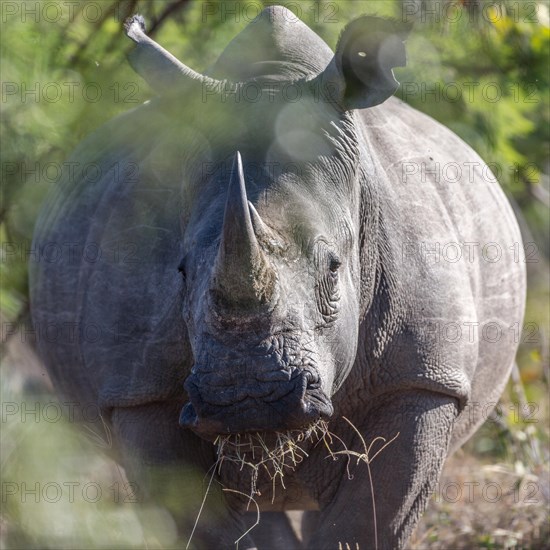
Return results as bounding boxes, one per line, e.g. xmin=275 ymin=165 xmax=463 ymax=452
xmin=1 ymin=1 xmax=549 ymax=548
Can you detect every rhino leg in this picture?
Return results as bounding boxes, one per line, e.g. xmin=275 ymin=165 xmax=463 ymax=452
xmin=244 ymin=511 xmax=302 ymax=549
xmin=301 ymin=511 xmax=320 ymax=546
xmin=111 ymin=402 xmax=256 ymax=549
xmin=306 ymin=391 xmax=459 ymax=550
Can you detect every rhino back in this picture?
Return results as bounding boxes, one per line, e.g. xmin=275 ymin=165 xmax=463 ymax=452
xmin=30 ymin=101 xmax=191 ymax=415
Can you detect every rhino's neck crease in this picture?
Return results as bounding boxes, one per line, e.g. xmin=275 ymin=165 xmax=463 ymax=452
xmin=357 ymin=165 xmax=381 ymax=317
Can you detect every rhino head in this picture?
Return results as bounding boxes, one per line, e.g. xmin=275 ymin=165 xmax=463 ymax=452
xmin=125 ymin=7 xmax=410 ymax=439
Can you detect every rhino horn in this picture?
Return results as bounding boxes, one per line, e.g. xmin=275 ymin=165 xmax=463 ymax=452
xmin=124 ymin=15 xmax=225 ymax=95
xmin=212 ymin=152 xmax=277 ymax=308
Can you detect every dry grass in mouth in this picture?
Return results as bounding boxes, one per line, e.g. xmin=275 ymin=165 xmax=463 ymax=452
xmin=188 ymin=418 xmax=400 ymax=550
xmin=186 ymin=420 xmax=330 ymax=549
xmin=214 ymin=419 xmax=330 ymax=502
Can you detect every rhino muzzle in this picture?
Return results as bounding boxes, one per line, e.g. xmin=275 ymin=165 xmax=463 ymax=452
xmin=180 ymin=369 xmax=333 ymax=438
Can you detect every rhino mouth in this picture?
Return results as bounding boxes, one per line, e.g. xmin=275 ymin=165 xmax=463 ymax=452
xmin=180 ymin=369 xmax=333 ymax=440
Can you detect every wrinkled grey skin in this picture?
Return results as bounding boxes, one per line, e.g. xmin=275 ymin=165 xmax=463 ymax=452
xmin=30 ymin=7 xmax=525 ymax=549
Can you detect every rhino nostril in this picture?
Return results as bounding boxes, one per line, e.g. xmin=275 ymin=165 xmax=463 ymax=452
xmin=304 ymin=370 xmax=320 ymax=388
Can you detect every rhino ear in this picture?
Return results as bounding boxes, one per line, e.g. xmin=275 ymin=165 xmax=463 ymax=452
xmin=328 ymin=16 xmax=412 ymax=110
xmin=124 ymin=14 xmax=222 ymax=95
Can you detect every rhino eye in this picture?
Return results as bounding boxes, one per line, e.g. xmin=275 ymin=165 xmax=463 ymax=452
xmin=313 ymin=242 xmax=341 ymax=325
xmin=329 ymin=257 xmax=342 ymax=273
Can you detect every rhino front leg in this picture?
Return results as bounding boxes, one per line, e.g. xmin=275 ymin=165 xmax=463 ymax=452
xmin=306 ymin=391 xmax=459 ymax=550
xmin=244 ymin=511 xmax=302 ymax=549
xmin=110 ymin=402 xmax=256 ymax=549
